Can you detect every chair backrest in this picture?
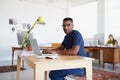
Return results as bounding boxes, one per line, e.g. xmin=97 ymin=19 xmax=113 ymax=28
xmin=51 ymin=43 xmax=61 ymax=49
xmin=115 ymin=36 xmax=120 ymax=47
xmin=17 ymin=32 xmax=33 ymax=46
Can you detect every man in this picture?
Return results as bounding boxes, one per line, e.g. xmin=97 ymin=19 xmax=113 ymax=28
xmin=43 ymin=17 xmax=86 ymax=80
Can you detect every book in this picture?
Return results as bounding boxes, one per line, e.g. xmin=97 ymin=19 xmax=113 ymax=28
xmin=37 ymin=54 xmax=59 ymax=59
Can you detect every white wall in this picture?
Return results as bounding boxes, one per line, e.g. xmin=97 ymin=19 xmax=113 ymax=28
xmin=94 ymin=0 xmax=120 ymax=43
xmin=69 ymin=0 xmax=120 ymax=44
xmin=70 ymin=0 xmax=97 ymax=7
xmin=69 ymin=2 xmax=97 ymax=38
xmin=105 ymin=0 xmax=120 ymax=39
xmin=0 ymin=0 xmax=67 ymax=61
xmin=97 ymin=0 xmax=105 ymax=34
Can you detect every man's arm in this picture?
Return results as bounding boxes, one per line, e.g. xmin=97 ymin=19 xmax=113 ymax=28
xmin=105 ymin=40 xmax=109 ymax=46
xmin=54 ymin=45 xmax=65 ymax=50
xmin=42 ymin=45 xmax=64 ymax=54
xmin=44 ymin=45 xmax=80 ymax=55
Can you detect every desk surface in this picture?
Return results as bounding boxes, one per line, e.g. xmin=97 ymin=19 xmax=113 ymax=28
xmin=85 ymin=46 xmax=120 ymax=48
xmin=22 ymin=55 xmax=92 ymax=64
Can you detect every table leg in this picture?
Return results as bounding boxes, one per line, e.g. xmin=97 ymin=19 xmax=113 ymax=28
xmin=17 ymin=56 xmax=21 ymax=80
xmin=103 ymin=62 xmax=105 ymax=69
xmin=85 ymin=61 xmax=92 ymax=80
xmin=45 ymin=71 xmax=47 ymax=80
xmin=22 ymin=60 xmax=24 ymax=68
xmin=34 ymin=66 xmax=45 ymax=80
xmin=12 ymin=48 xmax=14 ymax=65
xmin=113 ymin=64 xmax=115 ymax=70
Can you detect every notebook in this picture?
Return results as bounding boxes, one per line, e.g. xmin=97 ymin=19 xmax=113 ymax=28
xmin=30 ymin=39 xmax=59 ymax=59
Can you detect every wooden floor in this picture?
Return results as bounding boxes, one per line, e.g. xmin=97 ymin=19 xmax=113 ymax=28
xmin=0 ymin=60 xmax=120 ymax=80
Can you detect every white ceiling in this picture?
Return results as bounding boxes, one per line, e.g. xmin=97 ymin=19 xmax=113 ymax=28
xmin=22 ymin=0 xmax=97 ymax=8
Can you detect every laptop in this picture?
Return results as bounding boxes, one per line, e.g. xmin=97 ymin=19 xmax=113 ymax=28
xmin=30 ymin=39 xmax=59 ymax=59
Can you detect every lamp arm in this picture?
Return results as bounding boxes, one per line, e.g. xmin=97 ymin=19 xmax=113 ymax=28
xmin=28 ymin=20 xmax=38 ymax=34
xmin=22 ymin=20 xmax=38 ymax=48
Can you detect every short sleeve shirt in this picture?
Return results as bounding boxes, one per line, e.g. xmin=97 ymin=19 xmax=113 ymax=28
xmin=62 ymin=30 xmax=86 ymax=56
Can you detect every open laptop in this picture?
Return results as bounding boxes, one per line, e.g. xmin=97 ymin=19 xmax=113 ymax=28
xmin=30 ymin=39 xmax=59 ymax=58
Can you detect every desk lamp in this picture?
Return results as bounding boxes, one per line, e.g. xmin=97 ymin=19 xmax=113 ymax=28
xmin=22 ymin=16 xmax=45 ymax=48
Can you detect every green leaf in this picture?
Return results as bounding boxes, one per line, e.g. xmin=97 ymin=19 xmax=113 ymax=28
xmin=22 ymin=37 xmax=31 ymax=48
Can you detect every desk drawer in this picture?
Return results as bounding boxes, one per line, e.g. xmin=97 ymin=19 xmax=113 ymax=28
xmin=103 ymin=48 xmax=114 ymax=63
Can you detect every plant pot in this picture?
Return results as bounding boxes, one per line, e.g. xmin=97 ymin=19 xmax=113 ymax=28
xmin=27 ymin=44 xmax=32 ymax=51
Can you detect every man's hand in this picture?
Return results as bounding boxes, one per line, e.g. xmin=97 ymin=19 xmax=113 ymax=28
xmin=42 ymin=49 xmax=57 ymax=54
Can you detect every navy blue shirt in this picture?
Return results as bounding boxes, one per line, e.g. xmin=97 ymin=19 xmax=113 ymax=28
xmin=62 ymin=30 xmax=86 ymax=56
xmin=49 ymin=30 xmax=86 ymax=80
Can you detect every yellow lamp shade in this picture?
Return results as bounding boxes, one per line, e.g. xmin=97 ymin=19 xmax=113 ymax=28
xmin=37 ymin=16 xmax=45 ymax=24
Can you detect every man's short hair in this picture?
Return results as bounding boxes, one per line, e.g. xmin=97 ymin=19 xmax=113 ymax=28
xmin=63 ymin=17 xmax=73 ymax=23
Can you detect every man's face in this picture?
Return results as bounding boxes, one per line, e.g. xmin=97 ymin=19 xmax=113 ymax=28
xmin=62 ymin=20 xmax=74 ymax=34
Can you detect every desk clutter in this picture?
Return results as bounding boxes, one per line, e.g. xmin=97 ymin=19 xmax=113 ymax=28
xmin=21 ymin=50 xmax=35 ymax=56
xmin=21 ymin=50 xmax=59 ymax=59
xmin=37 ymin=54 xmax=59 ymax=59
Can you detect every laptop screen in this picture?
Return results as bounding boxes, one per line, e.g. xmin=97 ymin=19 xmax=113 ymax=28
xmin=30 ymin=39 xmax=42 ymax=55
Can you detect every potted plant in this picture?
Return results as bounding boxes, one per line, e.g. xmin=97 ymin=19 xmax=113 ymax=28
xmin=22 ymin=36 xmax=32 ymax=51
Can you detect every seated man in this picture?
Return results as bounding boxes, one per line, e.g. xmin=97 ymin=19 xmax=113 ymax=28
xmin=43 ymin=17 xmax=86 ymax=80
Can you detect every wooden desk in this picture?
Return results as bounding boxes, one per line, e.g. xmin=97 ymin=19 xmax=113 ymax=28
xmin=17 ymin=51 xmax=93 ymax=80
xmin=85 ymin=46 xmax=120 ymax=70
xmin=11 ymin=47 xmax=23 ymax=65
xmin=12 ymin=43 xmax=61 ymax=65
